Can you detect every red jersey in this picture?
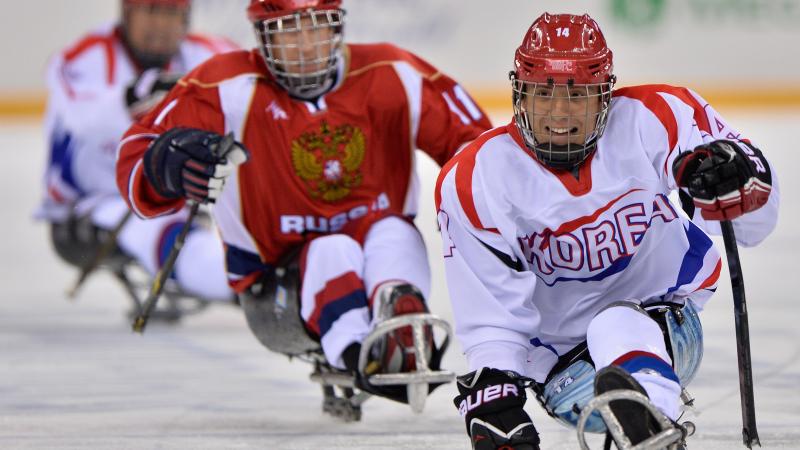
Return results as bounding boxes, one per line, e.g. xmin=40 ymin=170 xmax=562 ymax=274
xmin=117 ymin=44 xmax=491 ymax=291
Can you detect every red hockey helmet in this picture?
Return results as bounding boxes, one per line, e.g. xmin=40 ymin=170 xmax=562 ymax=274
xmin=511 ymin=13 xmax=616 ymax=169
xmin=247 ymin=0 xmax=342 ymax=22
xmin=248 ymin=0 xmax=345 ymax=99
xmin=123 ymin=0 xmax=191 ymax=6
xmin=514 ymin=13 xmax=613 ymax=85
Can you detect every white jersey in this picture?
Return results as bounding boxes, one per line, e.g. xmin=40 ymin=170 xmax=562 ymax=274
xmin=435 ymin=84 xmax=780 ymax=382
xmin=38 ymin=23 xmax=236 ymax=221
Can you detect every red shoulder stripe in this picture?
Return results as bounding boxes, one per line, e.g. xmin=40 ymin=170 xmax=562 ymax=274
xmin=435 ymin=126 xmax=506 ymax=231
xmin=186 ymin=33 xmax=234 ymax=54
xmin=614 ymin=85 xmax=713 ymax=175
xmin=696 ymin=258 xmax=722 ymax=291
xmin=63 ymin=33 xmax=116 ymax=85
xmin=660 ymin=86 xmax=712 ymax=135
xmin=615 ymin=86 xmax=678 ymax=171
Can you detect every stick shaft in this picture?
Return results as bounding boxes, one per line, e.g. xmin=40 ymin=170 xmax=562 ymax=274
xmin=68 ymin=209 xmax=134 ymax=298
xmin=720 ymin=220 xmax=760 ymax=448
xmin=132 ymin=202 xmax=199 ymax=333
xmin=131 ymin=131 xmax=239 ymax=332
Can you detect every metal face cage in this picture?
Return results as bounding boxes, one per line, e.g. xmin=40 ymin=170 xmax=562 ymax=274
xmin=254 ymin=8 xmax=345 ymax=99
xmin=511 ymin=75 xmax=615 ymax=170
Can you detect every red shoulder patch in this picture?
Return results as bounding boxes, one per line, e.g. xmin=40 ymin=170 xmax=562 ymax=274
xmin=62 ymin=31 xmax=117 ymax=85
xmin=346 ymin=43 xmax=437 ymax=79
xmin=181 ymin=50 xmax=264 ymax=86
xmin=435 ymin=126 xmax=506 ymax=232
xmin=614 ymin=84 xmax=712 ymax=174
xmin=186 ymin=33 xmax=239 ymax=54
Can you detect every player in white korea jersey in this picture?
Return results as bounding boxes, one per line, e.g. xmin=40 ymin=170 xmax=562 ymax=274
xmin=437 ymin=13 xmax=779 ymax=450
xmin=36 ymin=0 xmax=238 ymax=304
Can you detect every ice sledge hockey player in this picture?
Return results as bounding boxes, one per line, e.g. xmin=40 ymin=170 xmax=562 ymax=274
xmin=436 ymin=12 xmax=778 ymax=449
xmin=116 ymin=0 xmax=491 ymax=417
xmin=37 ymin=0 xmax=238 ymax=316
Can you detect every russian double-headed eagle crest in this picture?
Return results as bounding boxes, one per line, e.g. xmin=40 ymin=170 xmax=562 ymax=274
xmin=291 ymin=122 xmax=366 ymax=202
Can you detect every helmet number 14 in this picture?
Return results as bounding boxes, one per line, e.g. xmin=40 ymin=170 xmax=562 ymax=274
xmin=556 ymin=27 xmax=570 ymax=37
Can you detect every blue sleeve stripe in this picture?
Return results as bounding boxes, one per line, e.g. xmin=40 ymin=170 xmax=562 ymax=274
xmin=667 ymin=221 xmax=713 ymax=294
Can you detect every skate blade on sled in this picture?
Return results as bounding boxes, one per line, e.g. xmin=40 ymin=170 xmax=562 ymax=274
xmin=577 ymin=390 xmax=695 ymax=450
xmin=358 ymin=313 xmax=454 ymax=414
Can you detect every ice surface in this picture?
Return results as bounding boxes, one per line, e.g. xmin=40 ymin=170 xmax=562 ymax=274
xmin=1 ymin=110 xmax=798 ymax=449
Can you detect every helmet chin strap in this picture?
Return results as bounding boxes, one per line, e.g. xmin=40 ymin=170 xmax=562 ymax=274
xmin=532 ymin=137 xmax=599 ymax=171
xmin=265 ymin=45 xmax=344 ymax=102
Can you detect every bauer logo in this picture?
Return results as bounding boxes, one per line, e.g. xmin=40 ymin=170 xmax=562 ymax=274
xmin=545 ymin=60 xmax=576 ymax=74
xmin=458 ymin=383 xmax=519 ymax=417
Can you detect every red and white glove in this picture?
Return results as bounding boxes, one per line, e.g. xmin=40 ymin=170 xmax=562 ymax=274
xmin=672 ymin=140 xmax=772 ymax=220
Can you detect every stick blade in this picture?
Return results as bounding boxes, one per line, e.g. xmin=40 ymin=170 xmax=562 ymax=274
xmin=131 ymin=316 xmax=147 ymax=334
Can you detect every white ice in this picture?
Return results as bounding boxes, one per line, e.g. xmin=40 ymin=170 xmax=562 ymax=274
xmin=1 ymin=110 xmax=799 ymax=449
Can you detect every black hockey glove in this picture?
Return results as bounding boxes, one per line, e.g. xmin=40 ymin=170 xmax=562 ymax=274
xmin=143 ymin=128 xmax=249 ymax=204
xmin=672 ymin=139 xmax=772 ymax=221
xmin=453 ymin=368 xmax=540 ymax=450
xmin=125 ymin=69 xmax=182 ymax=120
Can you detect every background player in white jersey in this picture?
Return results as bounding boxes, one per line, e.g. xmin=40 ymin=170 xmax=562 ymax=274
xmin=436 ymin=12 xmax=779 ymax=450
xmin=116 ymin=0 xmax=491 ymax=417
xmin=37 ymin=0 xmax=238 ymax=310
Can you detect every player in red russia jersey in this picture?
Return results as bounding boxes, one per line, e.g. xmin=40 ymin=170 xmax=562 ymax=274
xmin=116 ymin=0 xmax=492 ymax=414
xmin=37 ymin=0 xmax=238 ymax=317
xmin=440 ymin=13 xmax=778 ymax=450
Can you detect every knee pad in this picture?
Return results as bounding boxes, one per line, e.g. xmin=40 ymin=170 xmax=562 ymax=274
xmin=540 ymin=359 xmax=605 ymax=432
xmin=645 ymin=300 xmax=704 ymax=385
xmin=539 ymin=301 xmax=702 ymax=432
xmin=240 ymin=251 xmax=320 ymax=356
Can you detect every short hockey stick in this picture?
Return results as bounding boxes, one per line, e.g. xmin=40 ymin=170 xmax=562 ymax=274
xmin=132 ymin=200 xmax=199 ymax=333
xmin=67 ymin=209 xmax=134 ymax=299
xmin=132 ymin=132 xmax=239 ymax=333
xmin=720 ymin=220 xmax=760 ymax=448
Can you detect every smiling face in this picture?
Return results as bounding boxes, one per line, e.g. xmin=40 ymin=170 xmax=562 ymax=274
xmin=525 ymin=84 xmax=602 ymax=147
xmin=512 ymin=78 xmax=613 ymax=169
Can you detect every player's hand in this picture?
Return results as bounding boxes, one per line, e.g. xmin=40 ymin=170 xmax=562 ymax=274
xmin=453 ymin=368 xmax=540 ymax=450
xmin=126 ymin=69 xmax=182 ymax=120
xmin=143 ymin=128 xmax=249 ymax=204
xmin=672 ymin=140 xmax=772 ymax=220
